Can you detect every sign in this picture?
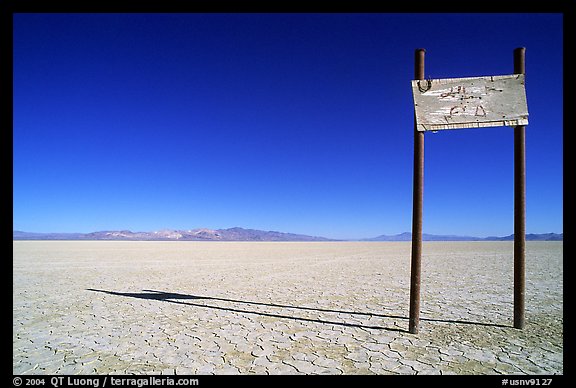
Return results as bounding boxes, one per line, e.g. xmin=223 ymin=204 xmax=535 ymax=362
xmin=411 ymin=74 xmax=528 ymax=131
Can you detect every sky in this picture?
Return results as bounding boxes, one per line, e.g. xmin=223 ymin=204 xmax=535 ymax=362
xmin=12 ymin=13 xmax=563 ymax=239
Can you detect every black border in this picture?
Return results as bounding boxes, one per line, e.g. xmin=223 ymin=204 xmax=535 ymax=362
xmin=6 ymin=0 xmax=571 ymax=383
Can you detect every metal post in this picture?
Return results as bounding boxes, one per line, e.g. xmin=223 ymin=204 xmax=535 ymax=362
xmin=409 ymin=48 xmax=425 ymax=334
xmin=513 ymin=47 xmax=526 ymax=329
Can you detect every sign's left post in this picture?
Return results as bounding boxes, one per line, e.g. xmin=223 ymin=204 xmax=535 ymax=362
xmin=409 ymin=48 xmax=425 ymax=334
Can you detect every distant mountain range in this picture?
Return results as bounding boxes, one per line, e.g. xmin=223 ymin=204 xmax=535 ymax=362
xmin=12 ymin=227 xmax=332 ymax=242
xmin=364 ymin=232 xmax=563 ymax=241
xmin=13 ymin=228 xmax=562 ymax=241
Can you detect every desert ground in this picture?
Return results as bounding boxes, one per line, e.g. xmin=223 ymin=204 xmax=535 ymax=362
xmin=13 ymin=241 xmax=563 ymax=375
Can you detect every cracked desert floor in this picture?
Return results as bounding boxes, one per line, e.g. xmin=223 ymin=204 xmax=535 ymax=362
xmin=13 ymin=241 xmax=563 ymax=375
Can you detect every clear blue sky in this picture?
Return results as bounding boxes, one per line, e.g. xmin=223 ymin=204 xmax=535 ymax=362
xmin=13 ymin=13 xmax=563 ymax=239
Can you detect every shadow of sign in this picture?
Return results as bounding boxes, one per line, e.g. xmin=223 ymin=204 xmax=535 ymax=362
xmin=87 ymin=289 xmax=510 ymax=332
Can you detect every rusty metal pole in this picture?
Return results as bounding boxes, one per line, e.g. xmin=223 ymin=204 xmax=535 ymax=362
xmin=409 ymin=48 xmax=425 ymax=334
xmin=513 ymin=47 xmax=526 ymax=329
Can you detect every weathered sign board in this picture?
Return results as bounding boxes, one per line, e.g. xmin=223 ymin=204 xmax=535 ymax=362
xmin=411 ymin=74 xmax=528 ymax=131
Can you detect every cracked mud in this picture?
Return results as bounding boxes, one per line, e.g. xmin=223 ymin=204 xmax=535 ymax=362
xmin=13 ymin=241 xmax=562 ymax=375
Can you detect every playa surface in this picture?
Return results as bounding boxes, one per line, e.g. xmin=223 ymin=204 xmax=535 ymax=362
xmin=13 ymin=241 xmax=563 ymax=375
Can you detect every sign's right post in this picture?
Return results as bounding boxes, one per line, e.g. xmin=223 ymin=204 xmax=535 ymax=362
xmin=513 ymin=47 xmax=526 ymax=330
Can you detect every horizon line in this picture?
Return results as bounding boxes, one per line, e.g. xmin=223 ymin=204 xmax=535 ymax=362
xmin=12 ymin=227 xmax=563 ymax=241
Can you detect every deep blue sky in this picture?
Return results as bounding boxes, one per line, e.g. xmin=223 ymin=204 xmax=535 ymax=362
xmin=13 ymin=13 xmax=563 ymax=239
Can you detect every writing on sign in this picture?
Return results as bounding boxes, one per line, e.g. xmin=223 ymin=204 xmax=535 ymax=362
xmin=411 ymin=74 xmax=528 ymax=132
